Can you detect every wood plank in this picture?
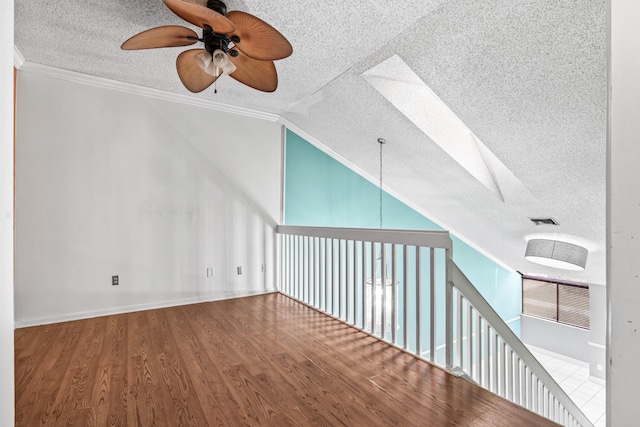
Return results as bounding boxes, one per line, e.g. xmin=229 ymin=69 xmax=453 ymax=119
xmin=15 ymin=293 xmax=560 ymax=426
xmin=126 ymin=310 xmax=167 ymax=427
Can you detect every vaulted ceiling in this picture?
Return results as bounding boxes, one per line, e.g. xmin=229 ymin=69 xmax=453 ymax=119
xmin=14 ymin=0 xmax=607 ymax=284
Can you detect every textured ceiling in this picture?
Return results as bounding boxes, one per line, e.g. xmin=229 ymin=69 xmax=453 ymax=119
xmin=14 ymin=0 xmax=607 ymax=284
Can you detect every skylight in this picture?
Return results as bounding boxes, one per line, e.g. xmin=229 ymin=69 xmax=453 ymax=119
xmin=362 ymin=55 xmax=534 ymax=204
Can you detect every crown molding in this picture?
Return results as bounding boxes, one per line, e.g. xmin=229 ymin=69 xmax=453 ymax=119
xmin=14 ymin=46 xmax=24 ymax=69
xmin=17 ymin=61 xmax=280 ymax=122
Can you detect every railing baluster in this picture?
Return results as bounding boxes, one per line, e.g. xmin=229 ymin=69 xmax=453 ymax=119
xmin=328 ymin=238 xmax=333 ymax=314
xmin=499 ymin=339 xmax=506 ymax=396
xmin=391 ymin=244 xmax=397 ymax=345
xmin=303 ymin=236 xmax=311 ymax=304
xmin=289 ymin=234 xmax=292 ymax=297
xmin=521 ymin=360 xmax=526 ymax=408
xmin=381 ymin=243 xmax=387 ymax=340
xmin=278 ymin=234 xmax=282 ymax=293
xmin=445 ymin=248 xmax=453 ymax=369
xmin=532 ymin=376 xmax=537 ymax=414
xmin=475 ymin=311 xmax=482 ymax=384
xmin=338 ymin=239 xmax=343 ymax=320
xmin=332 ymin=239 xmax=337 ymax=316
xmin=308 ymin=237 xmax=313 ymax=306
xmin=320 ymin=238 xmax=325 ymax=310
xmin=483 ymin=320 xmax=490 ymax=388
xmin=290 ymin=235 xmax=294 ymax=297
xmin=457 ymin=291 xmax=463 ymax=370
xmin=416 ymin=246 xmax=421 ymax=355
xmin=535 ymin=377 xmax=541 ymax=415
xmin=352 ymin=240 xmax=357 ymax=326
xmin=346 ymin=240 xmax=351 ymax=323
xmin=300 ymin=235 xmax=304 ymax=300
xmin=403 ymin=245 xmax=409 ymax=351
xmin=301 ymin=236 xmax=305 ymax=303
xmin=361 ymin=240 xmax=366 ymax=329
xmin=307 ymin=236 xmax=311 ymax=303
xmin=313 ymin=237 xmax=317 ymax=307
xmin=295 ymin=235 xmax=299 ymax=300
xmin=283 ymin=234 xmax=288 ymax=294
xmin=513 ymin=354 xmax=520 ymax=405
xmin=429 ymin=247 xmax=435 ymax=363
xmin=544 ymin=387 xmax=549 ymax=418
xmin=294 ymin=235 xmax=298 ymax=299
xmin=371 ymin=241 xmax=376 ymax=335
xmin=289 ymin=234 xmax=292 ymax=295
xmin=492 ymin=330 xmax=499 ymax=393
xmin=506 ymin=347 xmax=513 ymax=401
xmin=528 ymin=369 xmax=533 ymax=411
xmin=324 ymin=238 xmax=329 ymax=312
xmin=318 ymin=238 xmax=322 ymax=308
xmin=467 ymin=303 xmax=473 ymax=379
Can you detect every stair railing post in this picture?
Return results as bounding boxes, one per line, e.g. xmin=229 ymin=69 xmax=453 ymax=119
xmin=445 ymin=248 xmax=453 ymax=370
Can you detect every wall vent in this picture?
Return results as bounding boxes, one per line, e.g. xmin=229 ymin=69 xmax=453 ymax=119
xmin=529 ymin=218 xmax=559 ymax=226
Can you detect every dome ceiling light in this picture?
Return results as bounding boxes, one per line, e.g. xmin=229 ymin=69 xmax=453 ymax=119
xmin=524 ymin=239 xmax=588 ymax=271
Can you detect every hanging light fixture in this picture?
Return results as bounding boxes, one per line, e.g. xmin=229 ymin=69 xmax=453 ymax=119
xmin=365 ymin=137 xmax=397 ymax=338
xmin=194 ymin=48 xmax=237 ymax=76
xmin=524 ymin=239 xmax=588 ymax=271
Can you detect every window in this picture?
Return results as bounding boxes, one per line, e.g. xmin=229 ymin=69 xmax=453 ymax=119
xmin=522 ymin=276 xmax=589 ymax=329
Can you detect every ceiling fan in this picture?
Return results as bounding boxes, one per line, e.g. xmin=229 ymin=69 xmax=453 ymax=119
xmin=121 ymin=0 xmax=292 ymax=93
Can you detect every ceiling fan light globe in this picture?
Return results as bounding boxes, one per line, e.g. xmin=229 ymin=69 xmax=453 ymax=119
xmin=194 ymin=50 xmax=221 ymax=76
xmin=212 ymin=49 xmax=237 ymax=75
xmin=194 ymin=49 xmax=212 ymax=69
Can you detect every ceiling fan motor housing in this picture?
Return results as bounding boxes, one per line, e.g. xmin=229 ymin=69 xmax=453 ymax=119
xmin=202 ymin=26 xmax=224 ymax=53
xmin=207 ymin=0 xmax=227 ymax=16
xmin=202 ymin=25 xmax=237 ymax=56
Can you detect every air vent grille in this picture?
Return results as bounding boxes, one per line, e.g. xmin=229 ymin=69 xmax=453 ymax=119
xmin=529 ymin=218 xmax=559 ymax=226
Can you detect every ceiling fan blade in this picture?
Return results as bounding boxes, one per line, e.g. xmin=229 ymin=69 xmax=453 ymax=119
xmin=163 ymin=0 xmax=235 ymax=34
xmin=228 ymin=49 xmax=278 ymax=92
xmin=121 ymin=25 xmax=198 ymax=50
xmin=227 ymin=11 xmax=292 ymax=61
xmin=176 ymin=49 xmax=219 ymax=93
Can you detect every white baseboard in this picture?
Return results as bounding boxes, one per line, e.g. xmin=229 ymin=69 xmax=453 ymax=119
xmin=14 ymin=288 xmax=277 ymax=328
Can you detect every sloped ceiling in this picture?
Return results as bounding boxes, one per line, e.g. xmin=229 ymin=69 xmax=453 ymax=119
xmin=14 ymin=0 xmax=607 ymax=284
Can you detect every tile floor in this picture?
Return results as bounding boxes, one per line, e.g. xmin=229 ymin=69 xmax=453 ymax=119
xmin=528 ymin=345 xmax=606 ymax=427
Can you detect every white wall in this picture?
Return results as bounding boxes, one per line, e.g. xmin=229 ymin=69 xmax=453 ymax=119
xmin=521 ymin=315 xmax=590 ymax=363
xmin=608 ymin=1 xmax=640 ymax=425
xmin=14 ymin=67 xmax=282 ymax=326
xmin=1 ymin=1 xmax=15 ymax=424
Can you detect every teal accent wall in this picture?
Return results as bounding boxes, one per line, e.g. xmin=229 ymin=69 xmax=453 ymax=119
xmin=284 ymin=129 xmax=521 ymax=336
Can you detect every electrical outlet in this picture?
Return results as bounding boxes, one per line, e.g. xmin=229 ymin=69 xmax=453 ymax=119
xmin=237 ymin=266 xmax=242 ymax=275
xmin=206 ymin=267 xmax=214 ymax=278
xmin=261 ymin=264 xmax=266 ymax=273
xmin=112 ymin=275 xmax=119 ymax=286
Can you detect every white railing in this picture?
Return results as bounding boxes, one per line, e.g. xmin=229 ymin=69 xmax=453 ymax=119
xmin=276 ymin=225 xmax=593 ymax=427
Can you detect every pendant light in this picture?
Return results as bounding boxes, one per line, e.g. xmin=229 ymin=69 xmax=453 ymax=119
xmin=366 ymin=137 xmax=396 ymax=338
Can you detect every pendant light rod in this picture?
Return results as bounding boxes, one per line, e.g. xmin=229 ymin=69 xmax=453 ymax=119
xmin=378 ymin=138 xmax=386 ymax=229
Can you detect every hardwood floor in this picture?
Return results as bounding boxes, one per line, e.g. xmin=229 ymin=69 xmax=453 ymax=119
xmin=15 ymin=293 xmax=558 ymax=426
